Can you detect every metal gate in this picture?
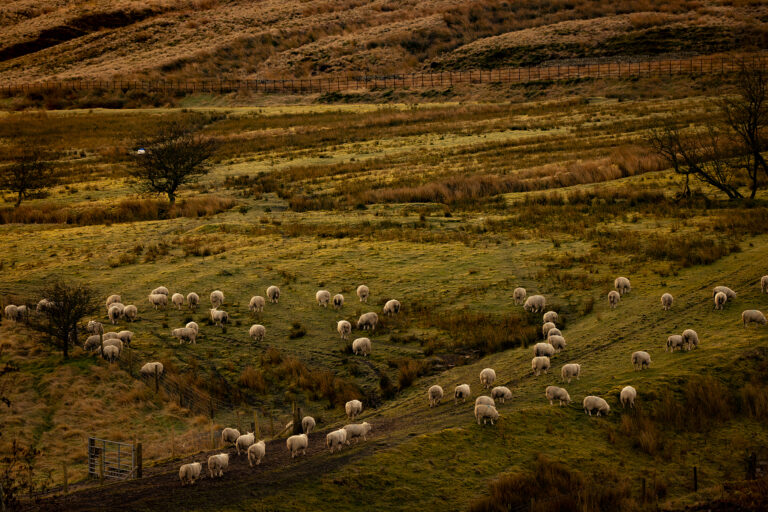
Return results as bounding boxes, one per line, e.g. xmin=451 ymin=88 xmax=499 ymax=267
xmin=88 ymin=437 xmax=138 ymax=480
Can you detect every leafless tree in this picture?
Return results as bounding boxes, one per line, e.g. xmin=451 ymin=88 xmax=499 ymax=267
xmin=0 ymin=144 xmax=55 ymax=207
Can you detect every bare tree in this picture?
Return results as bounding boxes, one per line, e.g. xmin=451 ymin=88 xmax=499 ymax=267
xmin=130 ymin=122 xmax=217 ymax=203
xmin=0 ymin=144 xmax=55 ymax=207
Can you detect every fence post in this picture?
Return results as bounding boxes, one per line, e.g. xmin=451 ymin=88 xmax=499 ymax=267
xmin=693 ymin=466 xmax=698 ymax=492
xmin=98 ymin=451 xmax=104 ymax=485
xmin=62 ymin=462 xmax=68 ymax=495
xmin=154 ymin=366 xmax=159 ymax=393
xmin=253 ymin=410 xmax=260 ymax=438
xmin=135 ymin=443 xmax=142 ymax=478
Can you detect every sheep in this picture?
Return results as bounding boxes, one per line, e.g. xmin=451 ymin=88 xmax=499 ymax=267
xmin=286 ymin=434 xmax=308 ymax=458
xmin=383 ymin=299 xmax=401 ymax=316
xmin=210 ymin=309 xmax=228 ymax=327
xmin=428 ymin=385 xmax=444 ymax=407
xmin=352 ymin=337 xmax=371 ymax=356
xmin=36 ymin=299 xmax=53 ymax=313
xmin=316 ymin=290 xmax=331 ymax=307
xmin=666 ymin=335 xmax=685 ymax=352
xmin=357 ymin=285 xmax=369 ymax=303
xmin=343 ymin=422 xmax=372 ymax=444
xmin=326 ymin=429 xmax=347 ymax=453
xmin=542 ymin=311 xmax=558 ymax=324
xmin=186 ymin=321 xmax=199 ymax=334
xmin=614 ymin=277 xmax=631 ymax=295
xmin=332 ymin=294 xmax=344 ymax=309
xmin=345 ymin=399 xmax=363 ymax=420
xmin=15 ymin=305 xmax=27 ymax=320
xmin=179 ymin=462 xmax=202 ymax=486
xmin=474 ymin=404 xmax=500 ymax=425
xmin=187 ymin=292 xmax=199 ymax=310
xmin=532 ymin=356 xmax=551 ymax=376
xmin=762 ymin=276 xmax=768 ymax=294
xmin=682 ymin=329 xmax=699 ymax=350
xmin=106 ymin=294 xmax=122 ymax=308
xmin=108 ymin=305 xmax=122 ymax=325
xmin=171 ymin=293 xmax=184 ymax=310
xmin=4 ymin=305 xmax=18 ymax=321
xmin=152 ymin=286 xmax=169 ymax=296
xmin=545 ymin=386 xmax=571 ymax=406
xmin=742 ymin=310 xmax=767 ymax=327
xmin=207 ymin=453 xmax=228 ymax=478
xmin=337 ymin=320 xmax=352 ymax=340
xmin=103 ymin=332 xmax=120 ymax=340
xmin=524 ymin=295 xmax=546 ymax=313
xmin=221 ymin=428 xmax=240 ymax=447
xmin=491 ymin=386 xmax=512 ymax=404
xmin=210 ymin=290 xmax=224 ymax=308
xmin=148 ymin=293 xmax=167 ymax=310
xmin=172 ymin=327 xmax=197 ymax=344
xmin=620 ymin=386 xmax=637 ymax=408
xmin=632 ymin=351 xmax=652 ymax=370
xmin=248 ymin=324 xmax=266 ymax=342
xmin=454 ymin=384 xmax=471 ymax=404
xmin=235 ymin=432 xmax=255 ymax=456
xmin=247 ymin=440 xmax=266 ymax=467
xmin=476 ymin=396 xmax=495 ymax=407
xmin=561 ymin=362 xmax=581 ymax=383
xmin=542 ymin=322 xmax=556 ymax=338
xmin=83 ymin=335 xmax=102 ymax=352
xmin=266 ymin=286 xmax=280 ymax=303
xmin=547 ymin=328 xmax=562 ymax=338
xmin=249 ymin=296 xmax=265 ymax=313
xmin=102 ymin=345 xmax=120 ymax=362
xmin=123 ymin=305 xmax=138 ymax=322
xmin=583 ymin=396 xmax=610 ymax=416
xmin=102 ymin=339 xmax=124 ymax=353
xmin=140 ymin=362 xmax=163 ymax=377
xmin=714 ymin=291 xmax=727 ymax=310
xmin=87 ymin=321 xmax=104 ymax=335
xmin=479 ymin=368 xmax=496 ymax=389
xmin=608 ymin=290 xmax=620 ymax=309
xmin=513 ymin=287 xmax=526 ymax=305
xmin=117 ymin=330 xmax=133 ymax=346
xmin=302 ymin=416 xmax=316 ymax=434
xmin=533 ymin=342 xmax=555 ymax=358
xmin=712 ymin=286 xmax=736 ymax=299
xmin=548 ymin=335 xmax=566 ymax=352
xmin=357 ymin=312 xmax=379 ymax=331
xmin=661 ymin=293 xmax=674 ymax=311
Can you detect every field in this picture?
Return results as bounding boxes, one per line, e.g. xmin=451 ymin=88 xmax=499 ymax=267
xmin=2 ymin=73 xmax=768 ymax=512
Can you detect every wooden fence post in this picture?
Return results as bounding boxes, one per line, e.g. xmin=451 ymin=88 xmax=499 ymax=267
xmin=253 ymin=410 xmax=260 ymax=438
xmin=98 ymin=451 xmax=104 ymax=485
xmin=693 ymin=466 xmax=698 ymax=492
xmin=210 ymin=422 xmax=215 ymax=450
xmin=135 ymin=443 xmax=142 ymax=478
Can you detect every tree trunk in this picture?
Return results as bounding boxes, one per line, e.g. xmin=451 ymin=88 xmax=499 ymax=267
xmin=168 ymin=191 xmax=176 ymax=204
xmin=15 ymin=191 xmax=22 ymax=208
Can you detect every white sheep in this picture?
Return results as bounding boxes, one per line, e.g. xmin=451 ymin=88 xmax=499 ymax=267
xmin=186 ymin=321 xmax=199 ymax=334
xmin=326 ymin=429 xmax=347 ymax=453
xmin=332 ymin=294 xmax=344 ymax=309
xmin=337 ymin=320 xmax=352 ymax=340
xmin=152 ymin=286 xmax=169 ymax=296
xmin=249 ymin=324 xmax=266 ymax=342
xmin=249 ymin=296 xmax=265 ymax=313
xmin=532 ymin=356 xmax=550 ymax=376
xmin=4 ymin=305 xmax=19 ymax=321
xmin=547 ymin=328 xmax=562 ymax=338
xmin=87 ymin=321 xmax=104 ymax=335
xmin=102 ymin=339 xmax=123 ymax=353
xmin=316 ymin=290 xmax=331 ymax=307
xmin=513 ymin=287 xmax=526 ymax=305
xmin=266 ymin=286 xmax=280 ymax=303
xmin=548 ymin=335 xmax=566 ymax=352
xmin=608 ymin=290 xmax=620 ymax=309
xmin=428 ymin=385 xmax=444 ymax=407
xmin=107 ymin=305 xmax=122 ymax=325
xmin=286 ymin=434 xmax=308 ymax=458
xmin=247 ymin=440 xmax=266 ymax=467
xmin=682 ymin=329 xmax=699 ymax=350
xmin=545 ymin=386 xmax=571 ymax=406
xmin=620 ymin=386 xmax=637 ymax=408
xmin=106 ymin=294 xmax=122 ymax=308
xmin=123 ymin=305 xmax=138 ymax=322
xmin=221 ymin=428 xmax=240 ymax=447
xmin=210 ymin=309 xmax=228 ymax=327
xmin=383 ymin=299 xmax=401 ymax=316
xmin=357 ymin=312 xmax=379 ymax=331
xmin=542 ymin=322 xmax=556 ymax=338
xmin=542 ymin=311 xmax=558 ymax=324
xmin=714 ymin=291 xmax=727 ymax=310
xmin=524 ymin=295 xmax=546 ymax=313
xmin=475 ymin=396 xmax=495 ymax=407
xmin=474 ymin=404 xmax=500 ymax=425
xmin=171 ymin=293 xmax=184 ymax=310
xmin=661 ymin=293 xmax=673 ymax=311
xmin=207 ymin=453 xmax=228 ymax=478
xmin=666 ymin=335 xmax=685 ymax=352
xmin=36 ymin=299 xmax=54 ymax=313
xmin=491 ymin=386 xmax=512 ymax=404
xmin=187 ymin=292 xmax=200 ymax=310
xmin=583 ymin=396 xmax=610 ymax=416
xmin=179 ymin=462 xmax=202 ymax=486
xmin=352 ymin=337 xmax=371 ymax=356
xmin=632 ymin=351 xmax=651 ymax=370
xmin=614 ymin=277 xmax=631 ymax=295
xmin=479 ymin=368 xmax=496 ymax=389
xmin=103 ymin=332 xmax=120 ymax=340
xmin=357 ymin=285 xmax=369 ymax=303
xmin=533 ymin=342 xmax=555 ymax=358
xmin=302 ymin=416 xmax=316 ymax=434
xmin=140 ymin=362 xmax=163 ymax=377
xmin=345 ymin=399 xmax=363 ymax=420
xmin=83 ymin=335 xmax=102 ymax=352
xmin=102 ymin=345 xmax=120 ymax=362
xmin=762 ymin=276 xmax=768 ymax=294
xmin=117 ymin=330 xmax=133 ymax=345
xmin=172 ymin=327 xmax=197 ymax=344
xmin=210 ymin=290 xmax=224 ymax=308
xmin=343 ymin=422 xmax=372 ymax=444
xmin=235 ymin=432 xmax=255 ymax=455
xmin=148 ymin=293 xmax=167 ymax=310
xmin=742 ymin=310 xmax=767 ymax=327
xmin=454 ymin=384 xmax=471 ymax=404
xmin=712 ymin=286 xmax=736 ymax=299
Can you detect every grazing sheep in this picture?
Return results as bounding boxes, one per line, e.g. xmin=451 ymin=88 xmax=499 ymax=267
xmin=532 ymin=356 xmax=551 ymax=376
xmin=140 ymin=362 xmax=163 ymax=377
xmin=682 ymin=329 xmax=699 ymax=350
xmin=475 ymin=396 xmax=495 ymax=407
xmin=123 ymin=305 xmax=138 ymax=322
xmin=614 ymin=277 xmax=631 ymax=295
xmin=152 ymin=287 xmax=169 ymax=296
xmin=179 ymin=462 xmax=202 ymax=486
xmin=316 ymin=290 xmax=331 ymax=307
xmin=712 ymin=286 xmax=737 ymax=299
xmin=661 ymin=293 xmax=674 ymax=311
xmin=534 ymin=342 xmax=555 ymax=358
xmin=352 ymin=337 xmax=371 ymax=356
xmin=583 ymin=396 xmax=610 ymax=416
xmin=357 ymin=285 xmax=369 ymax=303
xmin=632 ymin=351 xmax=652 ymax=370
xmin=428 ymin=385 xmax=444 ymax=407
xmin=186 ymin=321 xmax=199 ymax=334
xmin=383 ymin=299 xmax=401 ymax=316
xmin=513 ymin=287 xmax=526 ymax=305
xmin=343 ymin=422 xmax=372 ymax=444
xmin=266 ymin=286 xmax=280 ymax=303
xmin=87 ymin=321 xmax=104 ymax=335
xmin=337 ymin=320 xmax=352 ymax=340
xmin=302 ymin=416 xmax=316 ymax=434
xmin=247 ymin=441 xmax=266 ymax=467
xmin=210 ymin=290 xmax=224 ymax=308
xmin=474 ymin=404 xmax=500 ymax=426
xmin=608 ymin=290 xmax=620 ymax=309
xmin=249 ymin=324 xmax=266 ymax=342
xmin=221 ymin=428 xmax=240 ymax=447
xmin=117 ymin=330 xmax=133 ymax=346
xmin=345 ymin=399 xmax=363 ymax=420
xmin=546 ymin=386 xmax=571 ymax=406
xmin=491 ymin=386 xmax=512 ymax=404
xmin=561 ymin=363 xmax=581 ymax=383
xmin=479 ymin=368 xmax=496 ymax=389
xmin=187 ymin=293 xmax=200 ymax=310
xmin=15 ymin=305 xmax=27 ymax=320
xmin=742 ymin=309 xmax=767 ymax=327
xmin=210 ymin=309 xmax=228 ymax=327
xmin=542 ymin=311 xmax=558 ymax=324
xmin=357 ymin=312 xmax=379 ymax=331
xmin=249 ymin=296 xmax=265 ymax=313
xmin=548 ymin=335 xmax=566 ymax=352
xmin=620 ymin=386 xmax=637 ymax=408
xmin=542 ymin=322 xmax=556 ymax=338
xmin=83 ymin=335 xmax=102 ymax=352
xmin=102 ymin=345 xmax=119 ymax=362
xmin=148 ymin=293 xmax=167 ymax=310
xmin=102 ymin=339 xmax=124 ymax=353
xmin=108 ymin=305 xmax=122 ymax=325
xmin=4 ymin=305 xmax=18 ymax=321
xmin=762 ymin=276 xmax=768 ymax=294
xmin=207 ymin=453 xmax=228 ymax=478
xmin=102 ymin=332 xmax=120 ymax=340
xmin=171 ymin=293 xmax=184 ymax=310
xmin=326 ymin=429 xmax=347 ymax=453
xmin=36 ymin=299 xmax=53 ymax=313
xmin=666 ymin=335 xmax=685 ymax=352
xmin=333 ymin=294 xmax=344 ymax=309
xmin=524 ymin=295 xmax=546 ymax=313
xmin=235 ymin=432 xmax=255 ymax=455
xmin=454 ymin=384 xmax=471 ymax=404
xmin=172 ymin=327 xmax=197 ymax=344
xmin=714 ymin=291 xmax=727 ymax=310
xmin=286 ymin=434 xmax=308 ymax=458
xmin=547 ymin=328 xmax=563 ymax=339
xmin=106 ymin=295 xmax=122 ymax=308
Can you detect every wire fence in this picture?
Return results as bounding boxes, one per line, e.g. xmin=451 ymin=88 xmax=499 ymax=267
xmin=3 ymin=54 xmax=767 ymax=96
